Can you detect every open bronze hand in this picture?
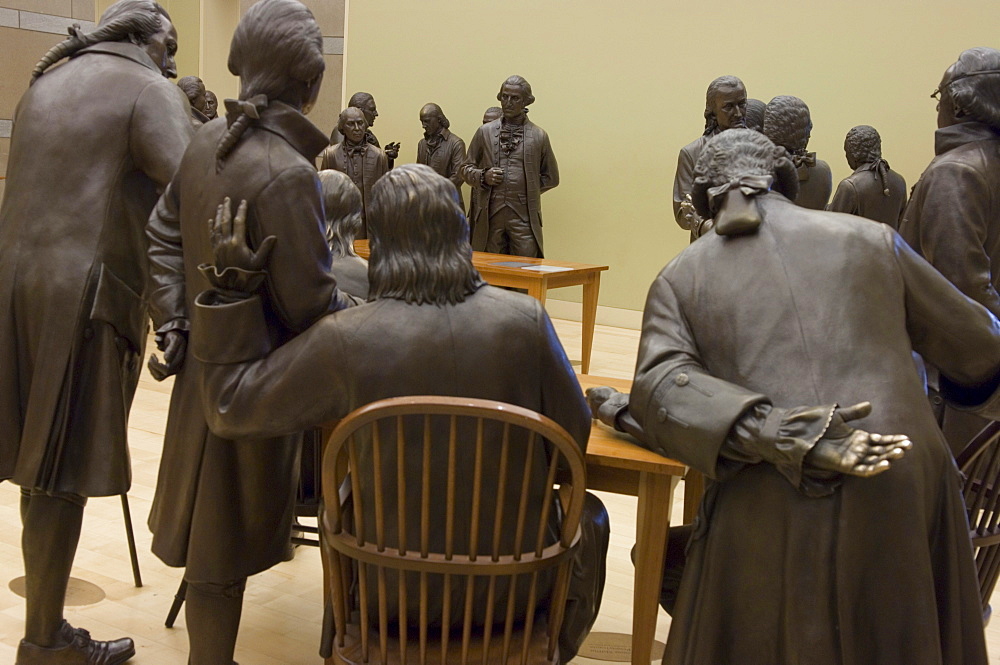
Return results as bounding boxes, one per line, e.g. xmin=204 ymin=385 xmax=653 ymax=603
xmin=208 ymin=197 xmax=275 ymax=274
xmin=805 ymin=402 xmax=912 ymax=478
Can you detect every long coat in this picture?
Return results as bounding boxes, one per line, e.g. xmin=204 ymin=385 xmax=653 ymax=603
xmin=417 ymin=128 xmax=466 ymax=209
xmin=319 ymin=142 xmax=389 ymax=239
xmin=0 ymin=42 xmax=193 ymax=496
xmin=672 ymin=133 xmax=710 ymax=242
xmin=828 ymin=162 xmax=907 ymax=229
xmin=629 ymin=193 xmax=994 ymax=665
xmin=461 ymin=118 xmax=558 ymax=256
xmin=190 ymin=284 xmax=605 ymax=654
xmin=146 ymin=102 xmax=354 ymax=582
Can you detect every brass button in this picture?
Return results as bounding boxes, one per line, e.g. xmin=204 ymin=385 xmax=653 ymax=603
xmin=675 ymin=373 xmax=689 ymax=386
xmin=657 ymin=407 xmax=667 ymax=422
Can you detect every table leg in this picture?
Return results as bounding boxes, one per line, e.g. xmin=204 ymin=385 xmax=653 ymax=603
xmin=682 ymin=469 xmax=704 ymax=525
xmin=632 ymin=472 xmax=679 ymax=665
xmin=527 ymin=279 xmax=547 ymax=305
xmin=580 ymin=273 xmax=601 ymax=375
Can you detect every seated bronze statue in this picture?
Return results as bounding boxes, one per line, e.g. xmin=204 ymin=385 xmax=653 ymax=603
xmin=194 ymin=164 xmax=609 ymax=662
xmin=590 ymin=129 xmax=996 ymax=665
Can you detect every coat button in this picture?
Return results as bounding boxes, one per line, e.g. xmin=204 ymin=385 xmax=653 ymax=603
xmin=657 ymin=407 xmax=667 ymax=422
xmin=675 ymin=373 xmax=689 ymax=386
xmin=83 ymin=326 xmax=93 ymax=340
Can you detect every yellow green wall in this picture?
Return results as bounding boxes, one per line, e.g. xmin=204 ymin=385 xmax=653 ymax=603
xmin=343 ymin=0 xmax=1000 ymax=312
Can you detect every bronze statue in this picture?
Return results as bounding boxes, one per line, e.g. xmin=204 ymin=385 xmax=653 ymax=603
xmin=828 ymin=125 xmax=907 ymax=228
xmin=416 ymin=103 xmax=466 ymax=208
xmin=672 ymin=75 xmax=747 ymax=240
xmin=177 ymin=74 xmax=209 ymax=125
xmin=144 ymin=2 xmax=355 ymax=663
xmin=0 ymin=1 xmax=193 ymax=663
xmin=762 ymin=95 xmax=832 ymax=210
xmin=744 ymin=98 xmax=766 ymax=132
xmin=329 ymin=91 xmax=400 ymax=168
xmin=460 ymin=75 xmax=559 ymax=257
xmin=589 ymin=129 xmax=995 ymax=665
xmin=318 ymin=169 xmax=368 ymax=299
xmin=203 ymin=89 xmax=218 ymax=120
xmin=466 ymin=106 xmax=503 ymax=240
xmin=319 ymin=107 xmax=389 ymax=238
xmin=194 ymin=163 xmax=608 ymax=661
xmin=900 ymin=47 xmax=1000 ymax=454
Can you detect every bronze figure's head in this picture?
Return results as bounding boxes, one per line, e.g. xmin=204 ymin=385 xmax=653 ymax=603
xmin=934 ymin=47 xmax=1000 ymax=130
xmin=483 ymin=106 xmax=502 ymax=124
xmin=497 ymin=75 xmax=534 ymax=121
xmin=338 ymin=107 xmax=369 ymax=145
xmin=204 ymin=90 xmax=218 ymax=119
xmin=31 ymin=0 xmax=176 ymax=83
xmin=367 ymin=164 xmax=483 ymax=305
xmin=177 ymin=75 xmax=207 ymax=112
xmin=744 ymin=98 xmax=766 ymax=132
xmin=318 ymin=170 xmax=364 ymax=257
xmin=420 ymin=103 xmax=449 ymax=136
xmin=763 ymin=95 xmax=813 ymax=155
xmin=703 ymin=75 xmax=747 ymax=135
xmin=844 ymin=125 xmax=882 ymax=170
xmin=349 ymin=92 xmax=378 ymax=127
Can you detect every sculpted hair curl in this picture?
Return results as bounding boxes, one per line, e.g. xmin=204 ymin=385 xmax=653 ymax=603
xmin=367 ymin=164 xmax=484 ymax=306
xmin=31 ymin=0 xmax=167 ymax=84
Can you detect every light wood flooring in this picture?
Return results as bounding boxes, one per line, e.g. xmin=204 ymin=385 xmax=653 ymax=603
xmin=0 ymin=318 xmax=996 ymax=663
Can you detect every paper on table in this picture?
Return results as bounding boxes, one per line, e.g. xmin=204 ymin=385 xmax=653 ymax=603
xmin=522 ymin=265 xmax=573 ymax=273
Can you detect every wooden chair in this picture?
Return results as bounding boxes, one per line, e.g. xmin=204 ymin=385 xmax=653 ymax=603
xmin=320 ymin=395 xmax=587 ymax=665
xmin=957 ymin=420 xmax=1000 ymax=625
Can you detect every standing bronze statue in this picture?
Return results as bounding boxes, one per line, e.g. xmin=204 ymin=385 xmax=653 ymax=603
xmin=318 ymin=169 xmax=369 ymax=299
xmin=145 ymin=2 xmax=356 ymax=663
xmin=0 ymin=1 xmax=193 ymax=663
xmin=203 ymin=89 xmax=218 ymax=120
xmin=177 ymin=74 xmax=209 ymax=126
xmin=672 ymin=75 xmax=748 ymax=240
xmin=460 ymin=75 xmax=559 ymax=257
xmin=329 ymin=91 xmax=400 ymax=168
xmin=466 ymin=106 xmax=503 ymax=241
xmin=194 ymin=164 xmax=608 ymax=662
xmin=744 ymin=98 xmax=766 ymax=132
xmin=763 ymin=95 xmax=832 ymax=210
xmin=828 ymin=125 xmax=907 ymax=228
xmin=416 ymin=103 xmax=466 ymax=208
xmin=900 ymin=47 xmax=1000 ymax=454
xmin=590 ymin=129 xmax=995 ymax=665
xmin=319 ymin=107 xmax=390 ymax=238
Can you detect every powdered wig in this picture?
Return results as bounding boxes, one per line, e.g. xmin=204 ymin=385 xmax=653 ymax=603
xmin=367 ymin=164 xmax=484 ymax=306
xmin=318 ymin=170 xmax=363 ymax=257
xmin=216 ymin=0 xmax=324 ymax=168
xmin=763 ymin=95 xmax=813 ymax=154
xmin=420 ymin=103 xmax=450 ymax=129
xmin=744 ymin=98 xmax=767 ymax=132
xmin=703 ymin=75 xmax=745 ymax=135
xmin=497 ymin=75 xmax=535 ymax=106
xmin=691 ymin=128 xmax=800 ymax=218
xmin=941 ymin=47 xmax=1000 ymax=129
xmin=30 ymin=0 xmax=168 ymax=84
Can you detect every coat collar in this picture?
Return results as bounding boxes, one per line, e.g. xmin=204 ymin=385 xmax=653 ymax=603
xmin=76 ymin=41 xmax=163 ymax=75
xmin=255 ymin=101 xmax=330 ymax=162
xmin=934 ymin=121 xmax=1000 ymax=156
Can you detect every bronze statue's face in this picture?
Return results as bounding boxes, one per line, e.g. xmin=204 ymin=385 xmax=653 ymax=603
xmin=143 ymin=15 xmax=178 ymax=79
xmin=204 ymin=92 xmax=218 ymax=119
xmin=342 ymin=108 xmax=368 ymax=144
xmin=934 ymin=67 xmax=961 ymax=129
xmin=359 ymin=98 xmax=378 ymax=126
xmin=190 ymin=85 xmax=207 ymax=112
xmin=713 ymin=84 xmax=747 ymax=131
xmin=499 ymin=83 xmax=527 ymax=120
xmin=483 ymin=108 xmax=502 ymax=124
xmin=420 ymin=108 xmax=442 ymax=136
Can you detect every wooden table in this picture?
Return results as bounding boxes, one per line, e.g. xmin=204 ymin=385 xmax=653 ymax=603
xmin=576 ymin=374 xmax=687 ymax=665
xmin=354 ymin=240 xmax=609 ymax=374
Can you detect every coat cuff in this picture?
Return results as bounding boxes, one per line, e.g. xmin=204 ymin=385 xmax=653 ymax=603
xmin=940 ymin=370 xmax=1000 ymax=421
xmin=191 ymin=291 xmax=273 ymax=365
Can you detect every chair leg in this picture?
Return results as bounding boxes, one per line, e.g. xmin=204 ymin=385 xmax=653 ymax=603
xmin=319 ymin=597 xmax=334 ymax=658
xmin=165 ymin=579 xmax=187 ymax=628
xmin=120 ymin=494 xmax=142 ymax=588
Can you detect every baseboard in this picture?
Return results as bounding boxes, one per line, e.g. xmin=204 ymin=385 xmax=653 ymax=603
xmin=544 ymin=299 xmax=644 ymax=330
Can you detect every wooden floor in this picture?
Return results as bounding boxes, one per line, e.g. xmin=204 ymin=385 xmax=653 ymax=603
xmin=0 ymin=317 xmax=995 ymax=663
